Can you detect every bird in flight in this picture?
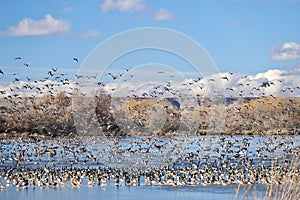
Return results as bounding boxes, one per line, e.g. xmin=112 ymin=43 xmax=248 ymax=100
xmin=48 ymin=71 xmax=54 ymax=76
xmin=221 ymin=76 xmax=229 ymax=81
xmin=226 ymin=88 xmax=234 ymax=91
xmin=24 ymin=63 xmax=29 ymax=67
xmin=0 ymin=69 xmax=4 ymax=75
xmin=14 ymin=57 xmax=21 ymax=60
xmin=106 ymin=72 xmax=119 ymax=80
xmin=51 ymin=67 xmax=58 ymax=72
xmin=73 ymin=57 xmax=79 ymax=63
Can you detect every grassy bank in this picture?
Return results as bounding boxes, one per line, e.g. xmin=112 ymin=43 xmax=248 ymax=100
xmin=0 ymin=91 xmax=299 ymax=137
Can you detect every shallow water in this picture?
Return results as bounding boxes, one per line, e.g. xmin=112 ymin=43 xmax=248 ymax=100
xmin=0 ymin=135 xmax=299 ymax=199
xmin=0 ymin=135 xmax=298 ymax=169
xmin=0 ymin=184 xmax=268 ymax=200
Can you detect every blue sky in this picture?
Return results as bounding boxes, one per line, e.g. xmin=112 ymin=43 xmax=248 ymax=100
xmin=0 ymin=0 xmax=300 ymax=81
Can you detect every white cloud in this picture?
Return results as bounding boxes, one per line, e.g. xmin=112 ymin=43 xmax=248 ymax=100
xmin=154 ymin=9 xmax=175 ymax=21
xmin=2 ymin=67 xmax=298 ymax=98
xmin=0 ymin=80 xmax=76 ymax=98
xmin=101 ymin=67 xmax=300 ymax=98
xmin=0 ymin=14 xmax=70 ymax=37
xmin=80 ymin=29 xmax=100 ymax=38
xmin=101 ymin=0 xmax=175 ymax=20
xmin=255 ymin=69 xmax=285 ymax=80
xmin=101 ymin=0 xmax=146 ymax=13
xmin=271 ymin=42 xmax=300 ymax=61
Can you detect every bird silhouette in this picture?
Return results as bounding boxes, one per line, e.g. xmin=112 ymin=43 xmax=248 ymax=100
xmin=75 ymin=74 xmax=84 ymax=79
xmin=73 ymin=57 xmax=79 ymax=63
xmin=51 ymin=67 xmax=58 ymax=72
xmin=0 ymin=69 xmax=4 ymax=75
xmin=48 ymin=71 xmax=54 ymax=76
xmin=106 ymin=72 xmax=119 ymax=80
xmin=221 ymin=76 xmax=229 ymax=81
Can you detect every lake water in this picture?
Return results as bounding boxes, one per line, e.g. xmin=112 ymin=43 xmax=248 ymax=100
xmin=0 ymin=135 xmax=299 ymax=200
xmin=0 ymin=183 xmax=268 ymax=200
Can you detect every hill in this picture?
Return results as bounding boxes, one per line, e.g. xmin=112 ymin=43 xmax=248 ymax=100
xmin=0 ymin=92 xmax=299 ymax=137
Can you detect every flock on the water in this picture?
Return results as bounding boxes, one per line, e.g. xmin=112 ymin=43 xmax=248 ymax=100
xmin=0 ymin=135 xmax=299 ymax=190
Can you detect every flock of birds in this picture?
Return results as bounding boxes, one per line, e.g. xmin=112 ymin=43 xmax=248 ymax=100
xmin=0 ymin=56 xmax=299 ymax=197
xmin=1 ymin=56 xmax=299 ymax=137
xmin=0 ymin=135 xmax=299 ymax=190
xmin=1 ymin=56 xmax=300 ymax=100
xmin=0 ymin=57 xmax=81 ymax=99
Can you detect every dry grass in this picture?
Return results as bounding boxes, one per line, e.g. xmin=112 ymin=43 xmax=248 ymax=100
xmin=0 ymin=92 xmax=299 ymax=137
xmin=235 ymin=155 xmax=300 ymax=200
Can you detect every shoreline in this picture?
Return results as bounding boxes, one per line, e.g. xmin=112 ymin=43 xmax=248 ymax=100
xmin=0 ymin=127 xmax=299 ymax=139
